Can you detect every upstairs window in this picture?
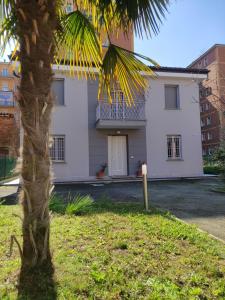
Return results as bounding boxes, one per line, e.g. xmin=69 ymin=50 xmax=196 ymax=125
xmin=2 ymin=68 xmax=8 ymax=76
xmin=207 ymin=132 xmax=213 ymax=140
xmin=66 ymin=3 xmax=73 ymax=13
xmin=165 ymin=85 xmax=179 ymax=110
xmin=205 ymin=103 xmax=210 ymax=111
xmin=206 ymin=116 xmax=211 ymax=125
xmin=167 ymin=135 xmax=182 ymax=160
xmin=201 ymin=119 xmax=205 ymax=127
xmin=50 ymin=135 xmax=65 ymax=162
xmin=2 ymin=83 xmax=9 ymax=91
xmin=52 ymin=79 xmax=65 ymax=106
xmin=201 ymin=133 xmax=206 ymax=141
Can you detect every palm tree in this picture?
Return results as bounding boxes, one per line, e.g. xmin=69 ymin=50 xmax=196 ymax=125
xmin=0 ymin=0 xmax=169 ymax=272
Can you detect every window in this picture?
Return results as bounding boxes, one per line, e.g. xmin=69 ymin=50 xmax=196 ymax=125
xmin=165 ymin=85 xmax=179 ymax=109
xmin=167 ymin=135 xmax=182 ymax=160
xmin=201 ymin=119 xmax=205 ymax=127
xmin=52 ymin=79 xmax=64 ymax=105
xmin=205 ymin=103 xmax=210 ymax=111
xmin=206 ymin=116 xmax=211 ymax=125
xmin=66 ymin=3 xmax=73 ymax=13
xmin=2 ymin=83 xmax=9 ymax=91
xmin=207 ymin=132 xmax=213 ymax=140
xmin=50 ymin=135 xmax=65 ymax=162
xmin=202 ymin=133 xmax=206 ymax=141
xmin=2 ymin=68 xmax=8 ymax=76
xmin=200 ymin=104 xmax=204 ymax=113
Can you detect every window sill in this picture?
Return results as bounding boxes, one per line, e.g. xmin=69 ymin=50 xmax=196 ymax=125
xmin=164 ymin=108 xmax=181 ymax=111
xmin=52 ymin=160 xmax=66 ymax=164
xmin=166 ymin=158 xmax=184 ymax=161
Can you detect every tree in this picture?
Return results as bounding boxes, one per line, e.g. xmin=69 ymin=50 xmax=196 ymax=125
xmin=0 ymin=0 xmax=169 ymax=294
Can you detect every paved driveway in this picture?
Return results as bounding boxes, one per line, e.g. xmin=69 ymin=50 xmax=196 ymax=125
xmin=55 ymin=178 xmax=225 ymax=241
xmin=1 ymin=178 xmax=225 ymax=241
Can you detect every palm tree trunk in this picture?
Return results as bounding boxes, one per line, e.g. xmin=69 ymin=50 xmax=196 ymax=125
xmin=16 ymin=0 xmax=57 ymax=269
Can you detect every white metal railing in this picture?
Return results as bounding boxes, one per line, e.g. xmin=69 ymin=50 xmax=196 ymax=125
xmin=96 ymin=100 xmax=145 ymax=121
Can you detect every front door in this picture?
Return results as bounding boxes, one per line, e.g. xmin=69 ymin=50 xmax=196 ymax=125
xmin=108 ymin=136 xmax=127 ymax=176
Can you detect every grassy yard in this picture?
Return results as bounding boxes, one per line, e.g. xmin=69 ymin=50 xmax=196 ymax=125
xmin=0 ymin=201 xmax=225 ymax=299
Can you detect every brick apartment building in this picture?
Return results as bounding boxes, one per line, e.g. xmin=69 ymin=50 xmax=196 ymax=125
xmin=0 ymin=62 xmax=20 ymax=157
xmin=188 ymin=44 xmax=225 ymax=156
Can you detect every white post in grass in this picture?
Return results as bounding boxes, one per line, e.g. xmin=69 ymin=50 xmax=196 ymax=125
xmin=142 ymin=163 xmax=149 ymax=211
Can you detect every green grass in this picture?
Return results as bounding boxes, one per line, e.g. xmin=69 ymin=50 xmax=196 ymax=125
xmin=1 ymin=201 xmax=225 ymax=299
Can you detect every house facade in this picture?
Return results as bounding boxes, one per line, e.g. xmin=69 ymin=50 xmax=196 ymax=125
xmin=188 ymin=44 xmax=225 ymax=156
xmin=50 ymin=66 xmax=207 ymax=182
xmin=0 ymin=62 xmax=20 ymax=157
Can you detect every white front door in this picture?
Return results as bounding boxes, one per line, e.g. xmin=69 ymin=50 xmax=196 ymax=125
xmin=108 ymin=136 xmax=127 ymax=176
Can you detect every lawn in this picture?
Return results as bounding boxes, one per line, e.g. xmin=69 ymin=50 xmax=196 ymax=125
xmin=0 ymin=201 xmax=225 ymax=299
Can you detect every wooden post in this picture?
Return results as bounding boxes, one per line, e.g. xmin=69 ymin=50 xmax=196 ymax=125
xmin=142 ymin=163 xmax=149 ymax=211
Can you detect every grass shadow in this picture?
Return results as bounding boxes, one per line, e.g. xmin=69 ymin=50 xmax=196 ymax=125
xmin=17 ymin=261 xmax=57 ymax=300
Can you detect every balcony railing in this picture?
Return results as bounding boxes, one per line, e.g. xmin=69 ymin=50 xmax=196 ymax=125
xmin=96 ymin=101 xmax=145 ymax=121
xmin=96 ymin=100 xmax=146 ymax=129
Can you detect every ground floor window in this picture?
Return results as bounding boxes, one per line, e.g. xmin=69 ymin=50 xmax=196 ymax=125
xmin=167 ymin=135 xmax=182 ymax=159
xmin=50 ymin=135 xmax=65 ymax=162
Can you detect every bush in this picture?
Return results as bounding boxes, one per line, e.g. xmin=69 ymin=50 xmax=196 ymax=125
xmin=49 ymin=194 xmax=66 ymax=214
xmin=65 ymin=194 xmax=94 ymax=215
xmin=49 ymin=193 xmax=94 ymax=215
xmin=203 ymin=165 xmax=224 ymax=175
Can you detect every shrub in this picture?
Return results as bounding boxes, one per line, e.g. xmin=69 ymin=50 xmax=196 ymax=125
xmin=49 ymin=194 xmax=66 ymax=214
xmin=65 ymin=194 xmax=94 ymax=215
xmin=204 ymin=165 xmax=224 ymax=175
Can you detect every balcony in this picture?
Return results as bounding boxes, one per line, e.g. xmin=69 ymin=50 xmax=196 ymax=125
xmin=96 ymin=100 xmax=146 ymax=129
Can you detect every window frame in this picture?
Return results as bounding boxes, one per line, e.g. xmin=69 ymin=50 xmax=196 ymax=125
xmin=52 ymin=78 xmax=65 ymax=106
xmin=164 ymin=85 xmax=180 ymax=110
xmin=167 ymin=135 xmax=182 ymax=160
xmin=50 ymin=135 xmax=65 ymax=163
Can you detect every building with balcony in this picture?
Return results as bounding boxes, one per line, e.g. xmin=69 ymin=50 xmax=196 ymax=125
xmin=0 ymin=62 xmax=19 ymax=156
xmin=188 ymin=44 xmax=225 ymax=156
xmin=50 ymin=66 xmax=207 ymax=181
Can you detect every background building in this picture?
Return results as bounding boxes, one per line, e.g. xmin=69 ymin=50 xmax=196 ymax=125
xmin=0 ymin=62 xmax=19 ymax=157
xmin=188 ymin=44 xmax=225 ymax=156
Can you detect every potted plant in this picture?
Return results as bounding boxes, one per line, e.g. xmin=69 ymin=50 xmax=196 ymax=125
xmin=96 ymin=163 xmax=107 ymax=179
xmin=136 ymin=160 xmax=145 ymax=177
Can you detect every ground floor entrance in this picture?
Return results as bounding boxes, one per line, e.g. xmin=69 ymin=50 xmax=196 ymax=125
xmin=108 ymin=136 xmax=127 ymax=176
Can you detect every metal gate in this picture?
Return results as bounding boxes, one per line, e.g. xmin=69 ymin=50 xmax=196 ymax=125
xmin=0 ymin=155 xmax=16 ymax=180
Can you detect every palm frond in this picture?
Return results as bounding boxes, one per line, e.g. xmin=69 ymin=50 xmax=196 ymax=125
xmin=0 ymin=1 xmax=18 ymax=56
xmin=99 ymin=44 xmax=157 ymax=105
xmin=88 ymin=0 xmax=170 ymax=38
xmin=56 ymin=9 xmax=102 ymax=78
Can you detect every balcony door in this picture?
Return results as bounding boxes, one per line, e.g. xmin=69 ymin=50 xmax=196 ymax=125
xmin=108 ymin=136 xmax=127 ymax=176
xmin=110 ymin=90 xmax=125 ymax=120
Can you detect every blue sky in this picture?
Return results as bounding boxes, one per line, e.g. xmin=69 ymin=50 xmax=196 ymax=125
xmin=135 ymin=0 xmax=225 ymax=67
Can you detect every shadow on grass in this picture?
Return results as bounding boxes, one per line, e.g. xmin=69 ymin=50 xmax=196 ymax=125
xmin=17 ymin=261 xmax=57 ymax=300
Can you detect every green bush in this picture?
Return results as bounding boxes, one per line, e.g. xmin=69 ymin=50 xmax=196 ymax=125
xmin=0 ymin=157 xmax=16 ymax=180
xmin=65 ymin=194 xmax=94 ymax=215
xmin=49 ymin=194 xmax=66 ymax=214
xmin=203 ymin=165 xmax=224 ymax=175
xmin=49 ymin=193 xmax=94 ymax=215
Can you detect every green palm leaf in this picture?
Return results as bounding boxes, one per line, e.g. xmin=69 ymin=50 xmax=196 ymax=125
xmin=56 ymin=9 xmax=102 ymax=78
xmin=99 ymin=44 xmax=157 ymax=105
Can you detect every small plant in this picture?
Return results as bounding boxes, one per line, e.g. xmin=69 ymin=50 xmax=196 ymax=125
xmin=96 ymin=163 xmax=107 ymax=179
xmin=65 ymin=194 xmax=94 ymax=215
xmin=49 ymin=193 xmax=66 ymax=214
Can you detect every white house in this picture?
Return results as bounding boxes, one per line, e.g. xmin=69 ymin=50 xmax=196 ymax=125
xmin=50 ymin=66 xmax=208 ymax=182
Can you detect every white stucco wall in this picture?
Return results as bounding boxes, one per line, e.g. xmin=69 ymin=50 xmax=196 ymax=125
xmin=51 ymin=73 xmax=89 ymax=181
xmin=145 ymin=76 xmax=203 ymax=178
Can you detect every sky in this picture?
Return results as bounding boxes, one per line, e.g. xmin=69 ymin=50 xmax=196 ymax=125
xmin=135 ymin=0 xmax=225 ymax=67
